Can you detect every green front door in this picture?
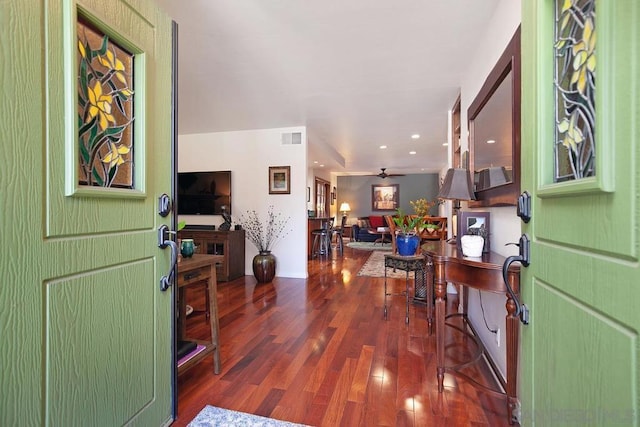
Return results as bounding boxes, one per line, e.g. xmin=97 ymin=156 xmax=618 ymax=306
xmin=1 ymin=0 xmax=174 ymax=425
xmin=521 ymin=0 xmax=639 ymax=425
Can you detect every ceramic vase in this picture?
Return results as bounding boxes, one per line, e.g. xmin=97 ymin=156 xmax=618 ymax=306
xmin=180 ymin=239 xmax=195 ymax=258
xmin=460 ymin=235 xmax=484 ymax=257
xmin=252 ymin=251 xmax=276 ymax=283
xmin=396 ymin=234 xmax=420 ymax=256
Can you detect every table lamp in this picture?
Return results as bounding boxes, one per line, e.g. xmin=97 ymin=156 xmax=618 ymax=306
xmin=339 ymin=202 xmax=351 ymax=217
xmin=437 ymin=168 xmax=475 ymax=243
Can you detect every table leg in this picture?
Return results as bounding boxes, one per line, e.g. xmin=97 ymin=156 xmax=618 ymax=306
xmin=425 ymin=258 xmax=433 ymax=335
xmin=405 ymin=270 xmax=410 ymax=324
xmin=383 ymin=265 xmax=388 ymax=319
xmin=434 ymin=262 xmax=446 ymax=392
xmin=207 ymin=275 xmax=221 ymax=374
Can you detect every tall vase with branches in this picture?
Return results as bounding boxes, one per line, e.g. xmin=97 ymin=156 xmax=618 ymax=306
xmin=238 ymin=206 xmax=291 ymax=283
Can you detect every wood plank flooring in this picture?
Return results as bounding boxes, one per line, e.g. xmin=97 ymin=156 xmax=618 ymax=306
xmin=173 ymin=246 xmax=514 ymax=426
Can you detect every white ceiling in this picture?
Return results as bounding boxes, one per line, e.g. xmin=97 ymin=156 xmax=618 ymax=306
xmin=153 ymin=0 xmax=500 ymax=175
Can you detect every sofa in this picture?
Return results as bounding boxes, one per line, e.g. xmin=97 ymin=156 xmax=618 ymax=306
xmin=351 ymin=215 xmax=390 ymax=242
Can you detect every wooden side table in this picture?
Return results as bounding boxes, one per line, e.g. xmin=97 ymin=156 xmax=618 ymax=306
xmin=176 ymin=254 xmax=223 ymax=375
xmin=421 ymin=240 xmax=520 ymax=424
xmin=383 ymin=253 xmax=429 ymax=324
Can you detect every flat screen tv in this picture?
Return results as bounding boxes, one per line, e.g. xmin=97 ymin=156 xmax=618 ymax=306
xmin=177 ymin=171 xmax=231 ymax=215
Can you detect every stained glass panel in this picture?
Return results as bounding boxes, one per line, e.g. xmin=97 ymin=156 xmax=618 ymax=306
xmin=554 ymin=0 xmax=596 ymax=182
xmin=77 ymin=17 xmax=135 ymax=188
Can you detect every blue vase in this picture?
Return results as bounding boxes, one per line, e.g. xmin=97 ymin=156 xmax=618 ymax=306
xmin=396 ymin=234 xmax=420 ymax=256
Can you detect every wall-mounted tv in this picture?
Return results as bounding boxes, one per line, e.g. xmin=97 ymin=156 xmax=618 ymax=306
xmin=177 ymin=171 xmax=231 ymax=215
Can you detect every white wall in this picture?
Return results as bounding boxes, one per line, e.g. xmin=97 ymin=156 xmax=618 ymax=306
xmin=179 ymin=126 xmax=308 ymax=279
xmin=458 ymin=0 xmax=521 ymax=379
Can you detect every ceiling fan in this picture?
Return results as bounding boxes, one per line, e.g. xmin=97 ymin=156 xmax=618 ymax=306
xmin=373 ymin=168 xmax=405 ymax=179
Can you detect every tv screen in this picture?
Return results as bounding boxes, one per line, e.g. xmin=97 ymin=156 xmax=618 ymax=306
xmin=177 ymin=171 xmax=231 ymax=215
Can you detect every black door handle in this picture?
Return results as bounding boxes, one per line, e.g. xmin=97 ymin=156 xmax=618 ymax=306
xmin=502 ymin=234 xmax=530 ymax=324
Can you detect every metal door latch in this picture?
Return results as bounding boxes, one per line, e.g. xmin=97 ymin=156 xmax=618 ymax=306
xmin=158 ymin=193 xmax=172 ymax=217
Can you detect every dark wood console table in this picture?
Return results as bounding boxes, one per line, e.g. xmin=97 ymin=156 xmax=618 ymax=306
xmin=421 ymin=241 xmax=520 ymax=423
xmin=178 ymin=229 xmax=245 ymax=281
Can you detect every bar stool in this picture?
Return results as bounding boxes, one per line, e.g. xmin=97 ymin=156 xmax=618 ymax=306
xmin=311 ymin=218 xmax=333 ymax=258
xmin=331 ymin=215 xmax=347 ymax=255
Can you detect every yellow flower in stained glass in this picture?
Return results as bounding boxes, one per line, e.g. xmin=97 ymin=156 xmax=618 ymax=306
xmin=102 ymin=142 xmax=130 ymax=168
xmin=557 ymin=112 xmax=584 ymax=152
xmin=78 ymin=40 xmax=86 ymax=59
xmin=570 ymin=17 xmax=596 ymax=95
xmin=98 ymin=49 xmax=127 ymax=84
xmin=87 ymin=81 xmax=115 ymax=130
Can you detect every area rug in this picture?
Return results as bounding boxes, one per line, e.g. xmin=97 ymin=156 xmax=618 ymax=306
xmin=188 ymin=405 xmax=309 ymax=427
xmin=357 ymin=250 xmax=410 ymax=279
xmin=346 ymin=241 xmax=392 ymax=251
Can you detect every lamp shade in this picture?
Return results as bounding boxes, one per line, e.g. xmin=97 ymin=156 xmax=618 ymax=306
xmin=437 ymin=168 xmax=475 ymax=201
xmin=339 ymin=202 xmax=351 ymax=213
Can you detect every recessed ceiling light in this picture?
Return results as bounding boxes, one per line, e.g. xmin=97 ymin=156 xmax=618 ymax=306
xmin=443 ymin=142 xmax=449 ymax=146
xmin=411 ymin=134 xmax=420 ymax=139
xmin=313 ymin=160 xmax=319 ymax=164
xmin=379 ymin=145 xmax=387 ymax=149
xmin=409 ymin=151 xmax=416 ymax=155
xmin=487 ymin=139 xmax=496 ymax=144
xmin=320 ymin=164 xmax=325 ymax=167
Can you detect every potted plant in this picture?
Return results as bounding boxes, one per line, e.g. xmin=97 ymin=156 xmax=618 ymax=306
xmin=238 ymin=206 xmax=291 ymax=283
xmin=392 ymin=209 xmax=426 ymax=256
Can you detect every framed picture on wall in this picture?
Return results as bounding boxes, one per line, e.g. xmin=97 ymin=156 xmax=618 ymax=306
xmin=269 ymin=166 xmax=290 ymax=194
xmin=457 ymin=211 xmax=490 ymax=252
xmin=371 ymin=184 xmax=399 ymax=211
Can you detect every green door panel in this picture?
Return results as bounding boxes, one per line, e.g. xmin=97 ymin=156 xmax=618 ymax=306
xmin=525 ymin=280 xmax=636 ymax=426
xmin=534 ymin=193 xmax=636 ymax=259
xmin=521 ymin=0 xmax=640 ymax=425
xmin=0 ymin=0 xmax=174 ymax=424
xmin=46 ymin=261 xmax=156 ymax=425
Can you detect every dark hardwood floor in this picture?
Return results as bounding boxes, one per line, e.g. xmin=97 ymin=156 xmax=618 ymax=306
xmin=173 ymin=245 xmax=513 ymax=426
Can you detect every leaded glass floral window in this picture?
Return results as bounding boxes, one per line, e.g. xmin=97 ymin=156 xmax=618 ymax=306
xmin=77 ymin=17 xmax=135 ymax=188
xmin=554 ymin=0 xmax=596 ymax=182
